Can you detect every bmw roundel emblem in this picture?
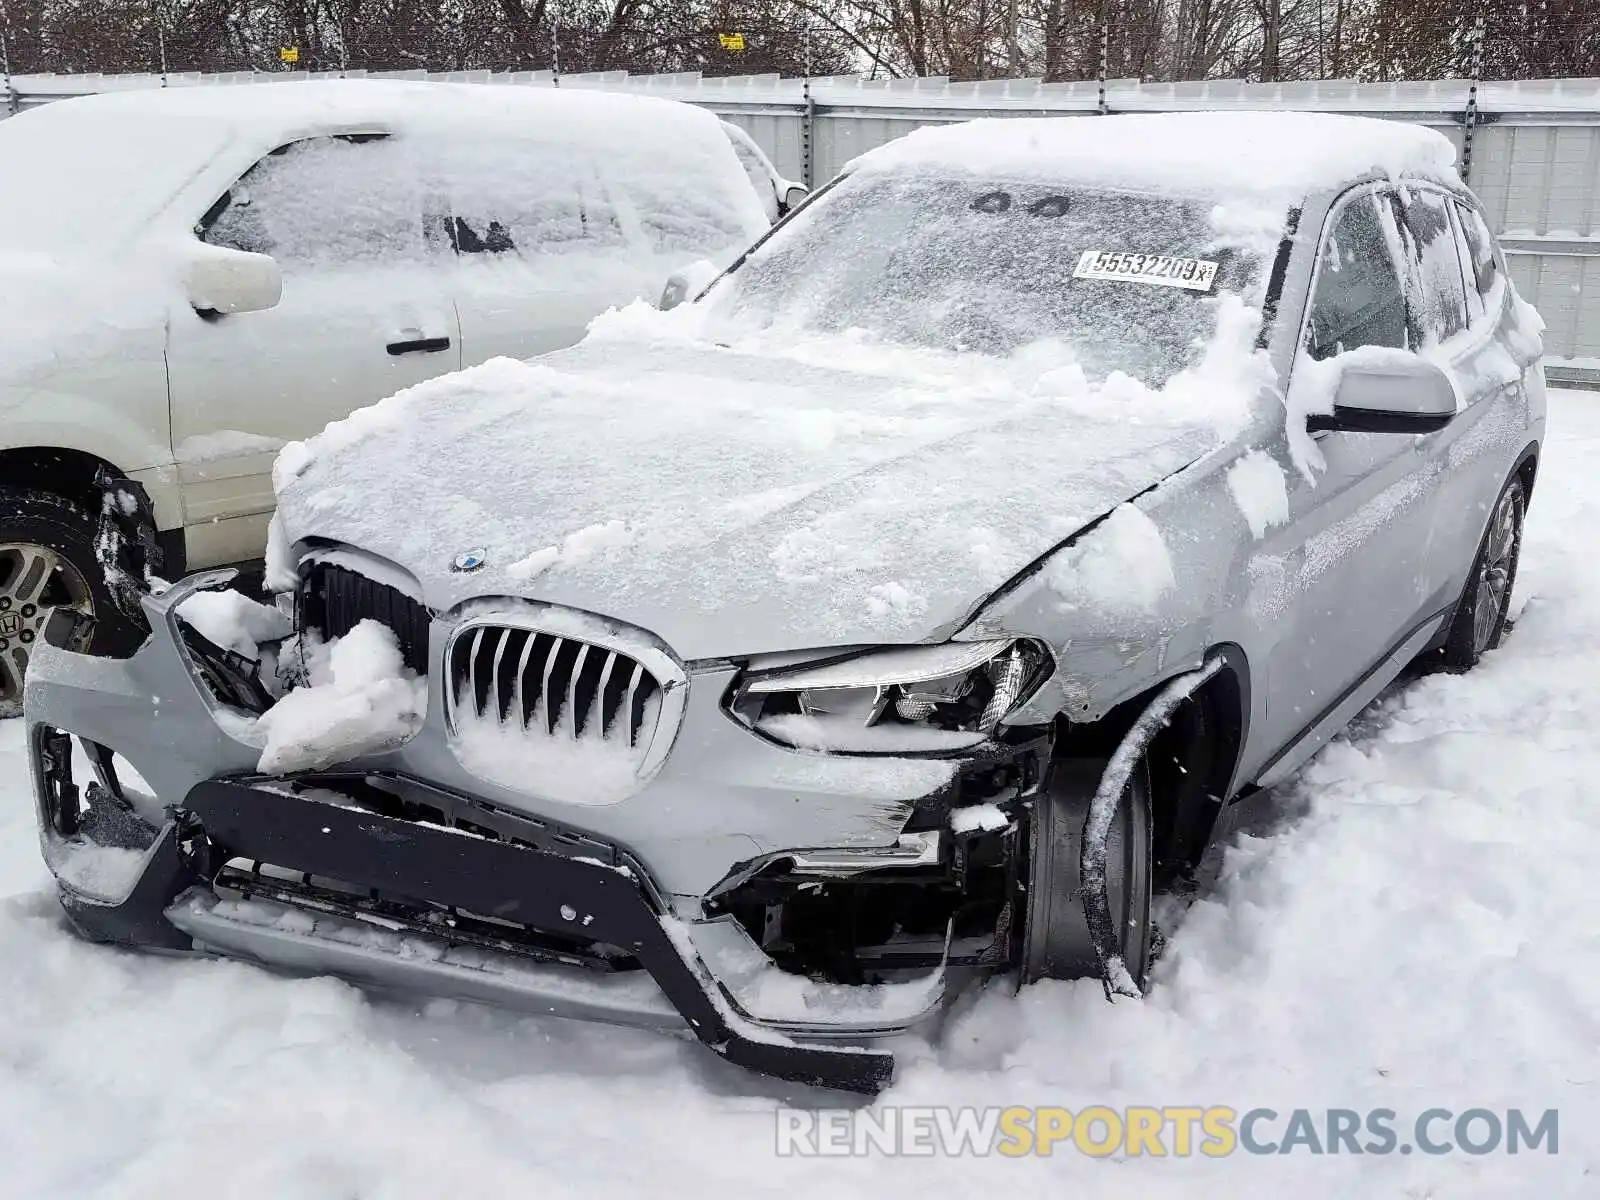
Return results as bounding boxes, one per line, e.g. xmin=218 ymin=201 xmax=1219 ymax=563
xmin=451 ymin=548 xmax=488 ymax=573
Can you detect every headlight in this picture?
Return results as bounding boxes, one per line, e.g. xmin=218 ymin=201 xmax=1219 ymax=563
xmin=729 ymin=639 xmax=1052 ymax=754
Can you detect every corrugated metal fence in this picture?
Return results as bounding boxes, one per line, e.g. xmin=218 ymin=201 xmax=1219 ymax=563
xmin=7 ymin=68 xmax=1600 ymax=385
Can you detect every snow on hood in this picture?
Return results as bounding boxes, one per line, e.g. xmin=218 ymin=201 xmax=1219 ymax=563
xmin=274 ymin=306 xmax=1267 ymax=659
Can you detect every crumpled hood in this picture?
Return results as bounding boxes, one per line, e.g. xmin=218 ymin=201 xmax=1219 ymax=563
xmin=274 ymin=333 xmax=1222 ymax=659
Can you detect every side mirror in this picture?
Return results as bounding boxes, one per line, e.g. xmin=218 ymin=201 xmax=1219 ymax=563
xmin=781 ymin=184 xmax=809 ymax=215
xmin=183 ymin=244 xmax=282 ymax=317
xmin=1307 ymin=358 xmax=1457 ymax=435
xmin=657 ymin=259 xmax=721 ymax=312
xmin=659 ymin=273 xmax=691 ymax=312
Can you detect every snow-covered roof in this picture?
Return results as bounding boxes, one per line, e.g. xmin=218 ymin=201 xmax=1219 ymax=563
xmin=11 ymin=77 xmax=728 ymax=152
xmin=850 ymin=110 xmax=1460 ymax=199
xmin=0 ymin=79 xmax=744 ymax=251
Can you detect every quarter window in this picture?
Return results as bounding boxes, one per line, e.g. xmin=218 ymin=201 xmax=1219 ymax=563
xmin=1306 ymin=193 xmax=1409 ymax=360
xmin=1449 ymin=207 xmax=1487 ymax=324
xmin=1454 ymin=200 xmax=1503 ymax=305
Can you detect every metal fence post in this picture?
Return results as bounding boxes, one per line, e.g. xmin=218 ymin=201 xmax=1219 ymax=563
xmin=0 ymin=21 xmax=18 ymax=117
xmin=1097 ymin=13 xmax=1110 ymax=114
xmin=1461 ymin=11 xmax=1487 ymax=183
xmin=802 ymin=75 xmax=815 ymax=187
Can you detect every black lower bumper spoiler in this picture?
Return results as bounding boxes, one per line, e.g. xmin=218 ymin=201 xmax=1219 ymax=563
xmin=58 ymin=771 xmax=895 ymax=1095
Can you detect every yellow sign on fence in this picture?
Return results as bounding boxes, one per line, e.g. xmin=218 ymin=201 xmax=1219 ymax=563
xmin=279 ymin=46 xmax=300 ymax=64
xmin=718 ymin=33 xmax=746 ymax=51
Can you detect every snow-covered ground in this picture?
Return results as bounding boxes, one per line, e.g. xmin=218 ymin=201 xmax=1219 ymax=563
xmin=2 ymin=391 xmax=1597 ymax=1197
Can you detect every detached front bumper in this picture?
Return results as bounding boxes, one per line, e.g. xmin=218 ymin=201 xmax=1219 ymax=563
xmin=25 ymin=575 xmax=1048 ymax=1094
xmin=27 ymin=735 xmax=896 ymax=1094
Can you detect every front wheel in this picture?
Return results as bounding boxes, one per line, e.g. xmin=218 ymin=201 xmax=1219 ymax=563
xmin=0 ymin=490 xmax=147 ymax=719
xmin=1019 ymin=756 xmax=1153 ymax=989
xmin=1439 ymin=474 xmax=1526 ymax=672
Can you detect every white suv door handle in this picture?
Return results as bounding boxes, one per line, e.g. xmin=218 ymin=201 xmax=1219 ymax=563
xmin=386 ymin=336 xmax=452 ymax=356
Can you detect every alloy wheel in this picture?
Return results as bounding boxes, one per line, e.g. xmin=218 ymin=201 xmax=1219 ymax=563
xmin=0 ymin=542 xmax=96 ymax=710
xmin=1472 ymin=486 xmax=1521 ymax=655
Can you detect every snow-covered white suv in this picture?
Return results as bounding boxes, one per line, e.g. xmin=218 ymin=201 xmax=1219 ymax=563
xmin=0 ymin=80 xmax=771 ymax=715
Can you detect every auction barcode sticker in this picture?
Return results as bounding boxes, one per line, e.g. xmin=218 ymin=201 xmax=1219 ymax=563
xmin=1073 ymin=250 xmax=1219 ymax=291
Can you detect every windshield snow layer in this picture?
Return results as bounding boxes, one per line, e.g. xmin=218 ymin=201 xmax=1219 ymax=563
xmin=707 ymin=171 xmax=1275 ymax=386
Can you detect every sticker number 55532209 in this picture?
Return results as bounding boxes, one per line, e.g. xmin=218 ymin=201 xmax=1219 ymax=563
xmin=1073 ymin=250 xmax=1219 ymax=291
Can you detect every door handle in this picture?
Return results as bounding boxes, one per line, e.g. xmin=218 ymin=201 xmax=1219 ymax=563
xmin=386 ymin=336 xmax=451 ymax=356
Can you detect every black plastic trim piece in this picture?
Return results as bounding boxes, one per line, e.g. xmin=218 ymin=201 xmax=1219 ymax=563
xmin=155 ymin=528 xmax=187 ymax=579
xmin=183 ymin=778 xmax=895 ymax=1094
xmin=56 ymin=822 xmax=197 ymax=953
xmin=1306 ymin=405 xmax=1454 ymax=435
xmin=299 ymin=561 xmax=432 ymax=675
xmin=1256 ymin=206 xmax=1301 ymax=350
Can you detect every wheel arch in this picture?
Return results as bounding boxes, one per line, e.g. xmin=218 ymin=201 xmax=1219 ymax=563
xmin=1513 ymin=441 xmax=1539 ymax=504
xmin=0 ymin=446 xmax=185 ymax=578
xmin=0 ymin=446 xmax=127 ymax=519
xmin=1054 ymin=642 xmax=1250 ymax=879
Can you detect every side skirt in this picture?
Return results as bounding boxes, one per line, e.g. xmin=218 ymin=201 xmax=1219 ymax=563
xmin=1251 ymin=607 xmax=1450 ymax=791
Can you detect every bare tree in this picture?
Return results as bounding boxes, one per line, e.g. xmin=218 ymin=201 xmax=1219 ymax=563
xmin=2 ymin=0 xmax=1595 ymax=81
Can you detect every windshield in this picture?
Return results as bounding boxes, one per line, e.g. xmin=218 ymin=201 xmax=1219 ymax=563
xmin=705 ymin=170 xmax=1275 ymax=387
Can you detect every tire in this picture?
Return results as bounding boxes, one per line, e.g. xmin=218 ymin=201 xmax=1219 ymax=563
xmin=1020 ymin=756 xmax=1153 ymax=988
xmin=0 ymin=489 xmax=148 ymax=719
xmin=1438 ymin=474 xmax=1526 ymax=672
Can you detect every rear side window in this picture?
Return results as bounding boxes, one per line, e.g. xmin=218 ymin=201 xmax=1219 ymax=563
xmin=440 ymin=143 xmax=629 ymax=258
xmin=200 ymin=136 xmax=427 ymax=270
xmin=439 ymin=131 xmax=765 ymax=263
xmin=723 ymin=125 xmax=780 ymax=223
xmin=623 ymin=180 xmax=762 ymax=256
xmin=1454 ymin=200 xmax=1503 ymax=305
xmin=1394 ymin=185 xmax=1469 ymax=343
xmin=1306 ymin=192 xmax=1409 ymax=360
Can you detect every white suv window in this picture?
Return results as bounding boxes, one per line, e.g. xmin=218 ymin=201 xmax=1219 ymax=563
xmin=722 ymin=122 xmax=781 ymax=223
xmin=439 ymin=143 xmax=629 ymax=258
xmin=200 ymin=136 xmax=428 ymax=270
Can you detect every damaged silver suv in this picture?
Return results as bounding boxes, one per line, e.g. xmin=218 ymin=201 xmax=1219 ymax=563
xmin=26 ymin=112 xmax=1546 ymax=1093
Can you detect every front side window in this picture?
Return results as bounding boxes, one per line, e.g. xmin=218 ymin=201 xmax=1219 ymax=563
xmin=199 ymin=135 xmax=427 ymax=270
xmin=1305 ymin=192 xmax=1409 ymax=360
